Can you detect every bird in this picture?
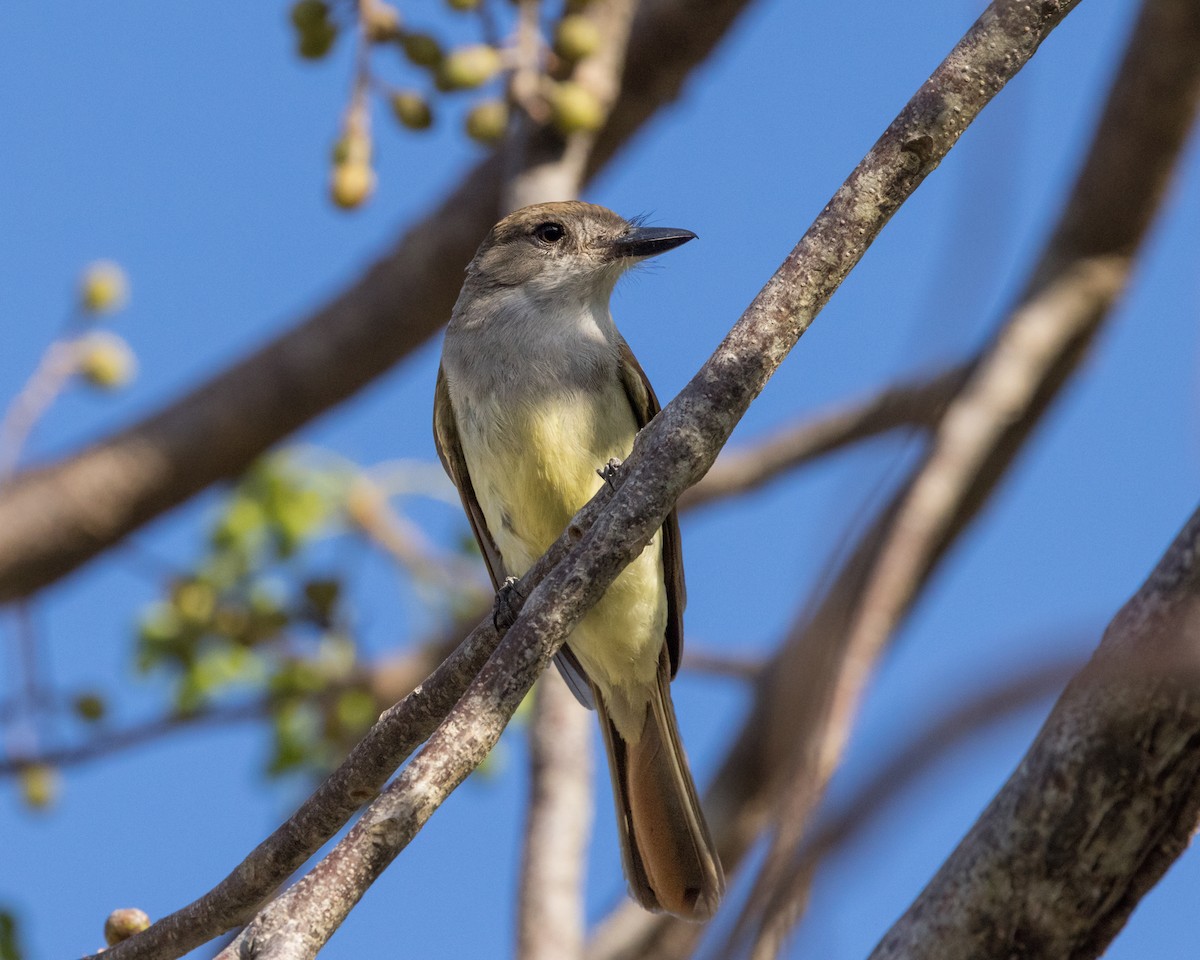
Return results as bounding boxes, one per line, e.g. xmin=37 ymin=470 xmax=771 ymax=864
xmin=433 ymin=201 xmax=724 ymax=919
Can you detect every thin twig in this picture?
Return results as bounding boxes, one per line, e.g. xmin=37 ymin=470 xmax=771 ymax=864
xmin=681 ymin=647 xmax=764 ymax=682
xmin=0 ymin=701 xmax=269 ymax=777
xmin=0 ymin=339 xmax=80 ymax=484
xmin=680 ymin=365 xmax=965 ymax=512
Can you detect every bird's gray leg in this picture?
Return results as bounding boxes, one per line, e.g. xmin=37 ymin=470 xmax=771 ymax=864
xmin=597 ymin=457 xmax=622 ymax=490
xmin=493 ymin=576 xmax=524 ymax=630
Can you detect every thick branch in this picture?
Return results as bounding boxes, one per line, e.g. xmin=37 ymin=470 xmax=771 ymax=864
xmin=213 ymin=2 xmax=1084 ymax=956
xmin=0 ymin=0 xmax=759 ymax=604
xmin=872 ymin=503 xmax=1200 ymax=959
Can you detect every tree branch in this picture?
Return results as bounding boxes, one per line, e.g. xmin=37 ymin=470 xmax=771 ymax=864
xmin=206 ymin=3 xmax=1084 ymax=956
xmin=0 ymin=0 xmax=760 ymax=604
xmin=872 ymin=502 xmax=1200 ymax=959
xmin=516 ymin=675 xmax=593 ymax=960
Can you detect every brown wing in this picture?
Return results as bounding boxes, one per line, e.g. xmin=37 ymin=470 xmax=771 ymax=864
xmin=433 ymin=365 xmax=506 ymax=589
xmin=617 ymin=338 xmax=687 ymax=678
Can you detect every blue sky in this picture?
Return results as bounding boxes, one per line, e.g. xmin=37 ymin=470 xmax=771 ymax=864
xmin=2 ymin=0 xmax=1199 ymax=957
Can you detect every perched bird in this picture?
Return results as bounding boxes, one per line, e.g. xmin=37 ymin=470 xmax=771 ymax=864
xmin=434 ymin=201 xmax=724 ymax=919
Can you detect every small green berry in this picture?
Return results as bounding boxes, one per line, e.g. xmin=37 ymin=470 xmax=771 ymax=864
xmin=76 ymin=331 xmax=137 ymax=390
xmin=79 ymin=260 xmax=129 ymax=314
xmin=298 ymin=22 xmax=338 ymax=59
xmin=400 ymin=32 xmax=442 ymax=67
xmin=104 ymin=909 xmax=151 ymax=946
xmin=19 ymin=764 xmax=58 ymax=811
xmin=465 ymin=99 xmax=509 ymax=144
xmin=331 ymin=162 xmax=375 ymax=210
xmin=549 ymin=81 xmax=604 ymax=134
xmin=437 ymin=44 xmax=502 ymax=90
xmin=390 ymin=91 xmax=433 ymax=130
xmin=290 ymin=0 xmax=328 ymax=29
xmin=363 ymin=1 xmax=401 ymax=41
xmin=446 ymin=0 xmax=481 ymax=9
xmin=73 ymin=692 xmax=107 ymax=723
xmin=553 ymin=15 xmax=601 ymax=62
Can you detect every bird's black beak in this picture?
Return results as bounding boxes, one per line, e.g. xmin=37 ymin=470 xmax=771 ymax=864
xmin=611 ymin=226 xmax=697 ymax=260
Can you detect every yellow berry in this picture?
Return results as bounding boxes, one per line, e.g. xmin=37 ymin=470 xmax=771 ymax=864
xmin=437 ymin=44 xmax=502 ymax=90
xmin=104 ymin=909 xmax=151 ymax=946
xmin=465 ymin=99 xmax=509 ymax=144
xmin=390 ymin=91 xmax=433 ymax=130
xmin=79 ymin=260 xmax=129 ymax=314
xmin=77 ymin=332 xmax=137 ymax=390
xmin=330 ymin=162 xmax=376 ymax=209
xmin=553 ymin=15 xmax=600 ymax=62
xmin=19 ymin=764 xmax=59 ymax=810
xmin=400 ymin=32 xmax=442 ymax=67
xmin=550 ymin=81 xmax=604 ymax=134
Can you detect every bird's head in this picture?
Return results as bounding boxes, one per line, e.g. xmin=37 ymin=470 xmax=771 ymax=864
xmin=460 ymin=201 xmax=696 ymax=308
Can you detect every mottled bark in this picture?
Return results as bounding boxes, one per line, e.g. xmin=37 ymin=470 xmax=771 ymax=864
xmin=871 ymin=504 xmax=1200 ymax=960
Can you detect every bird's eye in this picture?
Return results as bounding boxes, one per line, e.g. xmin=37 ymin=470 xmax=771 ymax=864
xmin=534 ymin=222 xmax=566 ymax=244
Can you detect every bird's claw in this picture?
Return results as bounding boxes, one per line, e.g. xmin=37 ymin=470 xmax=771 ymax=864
xmin=597 ymin=457 xmax=622 ymax=490
xmin=492 ymin=576 xmax=523 ymax=630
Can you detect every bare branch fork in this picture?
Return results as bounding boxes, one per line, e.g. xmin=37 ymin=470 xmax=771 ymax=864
xmin=199 ymin=3 xmax=1084 ymax=957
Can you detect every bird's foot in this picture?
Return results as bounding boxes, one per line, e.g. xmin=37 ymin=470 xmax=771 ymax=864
xmin=597 ymin=457 xmax=622 ymax=490
xmin=492 ymin=576 xmax=523 ymax=630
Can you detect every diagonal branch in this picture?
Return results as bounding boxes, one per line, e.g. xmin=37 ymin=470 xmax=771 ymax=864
xmin=872 ymin=502 xmax=1200 ymax=959
xmin=207 ymin=2 xmax=1085 ymax=956
xmin=0 ymin=0 xmax=760 ymax=605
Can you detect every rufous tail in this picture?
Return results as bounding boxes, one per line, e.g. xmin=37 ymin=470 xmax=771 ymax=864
xmin=594 ymin=652 xmax=724 ymax=920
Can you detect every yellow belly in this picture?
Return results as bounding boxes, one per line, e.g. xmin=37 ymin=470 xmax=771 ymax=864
xmin=460 ymin=383 xmax=666 ymax=732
